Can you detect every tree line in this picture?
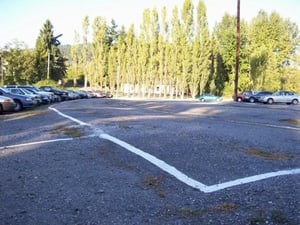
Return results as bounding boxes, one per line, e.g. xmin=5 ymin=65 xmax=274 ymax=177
xmin=1 ymin=0 xmax=299 ymax=98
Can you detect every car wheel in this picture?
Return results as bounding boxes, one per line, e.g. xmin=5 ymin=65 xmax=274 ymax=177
xmin=200 ymin=98 xmax=205 ymax=102
xmin=249 ymin=98 xmax=255 ymax=103
xmin=0 ymin=105 xmax=3 ymax=114
xmin=237 ymin=97 xmax=242 ymax=102
xmin=292 ymin=99 xmax=298 ymax=105
xmin=56 ymin=96 xmax=62 ymax=102
xmin=267 ymin=98 xmax=274 ymax=104
xmin=14 ymin=100 xmax=22 ymax=112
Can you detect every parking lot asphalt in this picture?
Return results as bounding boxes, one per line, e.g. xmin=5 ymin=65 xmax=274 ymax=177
xmin=1 ymin=98 xmax=300 ymax=225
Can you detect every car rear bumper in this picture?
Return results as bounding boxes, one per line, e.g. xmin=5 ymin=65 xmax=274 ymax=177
xmin=2 ymin=102 xmax=17 ymax=112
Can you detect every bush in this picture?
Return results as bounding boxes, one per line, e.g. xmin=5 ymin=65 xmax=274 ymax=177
xmin=35 ymin=79 xmax=60 ymax=88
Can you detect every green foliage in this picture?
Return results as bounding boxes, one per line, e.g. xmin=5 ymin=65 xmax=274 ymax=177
xmin=2 ymin=1 xmax=300 ymax=97
xmin=1 ymin=42 xmax=38 ymax=85
xmin=35 ymin=20 xmax=67 ymax=82
xmin=35 ymin=79 xmax=59 ymax=88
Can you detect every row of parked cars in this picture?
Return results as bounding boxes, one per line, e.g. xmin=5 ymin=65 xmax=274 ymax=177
xmin=0 ymin=85 xmax=112 ymax=114
xmin=235 ymin=90 xmax=300 ymax=105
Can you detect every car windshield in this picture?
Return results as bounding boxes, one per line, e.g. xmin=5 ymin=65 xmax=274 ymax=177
xmin=0 ymin=87 xmax=10 ymax=93
xmin=21 ymin=88 xmax=33 ymax=95
xmin=272 ymin=91 xmax=281 ymax=96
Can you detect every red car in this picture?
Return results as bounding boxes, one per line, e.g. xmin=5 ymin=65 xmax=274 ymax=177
xmin=233 ymin=91 xmax=255 ymax=102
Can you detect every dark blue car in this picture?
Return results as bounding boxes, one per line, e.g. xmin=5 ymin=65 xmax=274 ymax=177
xmin=0 ymin=87 xmax=37 ymax=111
xmin=243 ymin=91 xmax=272 ymax=103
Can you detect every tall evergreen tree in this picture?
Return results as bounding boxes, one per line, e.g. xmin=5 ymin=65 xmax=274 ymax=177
xmin=35 ymin=20 xmax=66 ymax=82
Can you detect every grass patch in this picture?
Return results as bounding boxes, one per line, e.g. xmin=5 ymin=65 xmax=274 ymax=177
xmin=248 ymin=209 xmax=291 ymax=225
xmin=177 ymin=208 xmax=205 ymax=218
xmin=214 ymin=203 xmax=238 ymax=212
xmin=271 ymin=210 xmax=289 ymax=224
xmin=118 ymin=124 xmax=130 ymax=129
xmin=245 ymin=148 xmax=294 ymax=161
xmin=49 ymin=125 xmax=85 ymax=138
xmin=63 ymin=127 xmax=85 ymax=138
xmin=176 ymin=203 xmax=238 ymax=219
xmin=279 ymin=118 xmax=300 ymax=125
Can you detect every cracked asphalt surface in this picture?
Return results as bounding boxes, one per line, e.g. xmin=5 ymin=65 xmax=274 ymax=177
xmin=1 ymin=98 xmax=300 ymax=225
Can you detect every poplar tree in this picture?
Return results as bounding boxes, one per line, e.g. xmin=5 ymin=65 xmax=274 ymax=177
xmin=116 ymin=27 xmax=127 ymax=96
xmin=170 ymin=6 xmax=182 ymax=97
xmin=107 ymin=46 xmax=116 ymax=92
xmin=159 ymin=6 xmax=169 ymax=97
xmin=81 ymin=16 xmax=90 ymax=88
xmin=190 ymin=0 xmax=210 ymax=98
xmin=180 ymin=0 xmax=194 ymax=98
xmin=69 ymin=31 xmax=81 ymax=86
xmin=139 ymin=9 xmax=151 ymax=97
xmin=91 ymin=16 xmax=107 ymax=88
xmin=124 ymin=24 xmax=138 ymax=96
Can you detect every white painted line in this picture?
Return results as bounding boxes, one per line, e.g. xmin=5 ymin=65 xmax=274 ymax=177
xmin=204 ymin=168 xmax=300 ymax=193
xmin=0 ymin=138 xmax=74 ymax=150
xmin=49 ymin=106 xmax=92 ymax=127
xmin=225 ymin=119 xmax=300 ymax=131
xmin=46 ymin=106 xmax=300 ymax=193
xmin=100 ymin=133 xmax=207 ymax=191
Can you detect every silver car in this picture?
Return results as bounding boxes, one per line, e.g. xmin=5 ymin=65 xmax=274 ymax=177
xmin=260 ymin=91 xmax=299 ymax=105
xmin=0 ymin=95 xmax=16 ymax=113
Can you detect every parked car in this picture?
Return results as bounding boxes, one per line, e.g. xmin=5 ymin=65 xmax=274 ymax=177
xmin=0 ymin=87 xmax=37 ymax=111
xmin=67 ymin=90 xmax=81 ymax=100
xmin=0 ymin=95 xmax=16 ymax=114
xmin=6 ymin=85 xmax=53 ymax=104
xmin=243 ymin=91 xmax=273 ymax=103
xmin=233 ymin=90 xmax=255 ymax=102
xmin=260 ymin=91 xmax=299 ymax=105
xmin=39 ymin=86 xmax=69 ymax=101
xmin=199 ymin=94 xmax=222 ymax=102
xmin=84 ymin=90 xmax=113 ymax=98
xmin=77 ymin=90 xmax=89 ymax=99
xmin=6 ymin=87 xmax=43 ymax=105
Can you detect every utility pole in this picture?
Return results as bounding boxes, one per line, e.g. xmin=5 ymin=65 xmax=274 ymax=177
xmin=234 ymin=0 xmax=240 ymax=101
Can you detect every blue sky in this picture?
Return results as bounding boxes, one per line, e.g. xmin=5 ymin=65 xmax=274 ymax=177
xmin=1 ymin=0 xmax=299 ymax=48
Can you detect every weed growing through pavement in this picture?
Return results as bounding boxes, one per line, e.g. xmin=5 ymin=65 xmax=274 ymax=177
xmin=143 ymin=176 xmax=166 ymax=198
xmin=118 ymin=124 xmax=130 ymax=129
xmin=271 ymin=210 xmax=289 ymax=224
xmin=245 ymin=148 xmax=294 ymax=161
xmin=247 ymin=209 xmax=291 ymax=225
xmin=162 ymin=202 xmax=239 ymax=219
xmin=213 ymin=203 xmax=238 ymax=212
xmin=279 ymin=118 xmax=300 ymax=125
xmin=177 ymin=208 xmax=205 ymax=218
xmin=49 ymin=125 xmax=85 ymax=138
